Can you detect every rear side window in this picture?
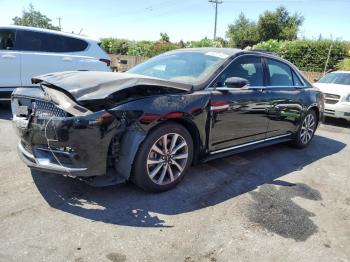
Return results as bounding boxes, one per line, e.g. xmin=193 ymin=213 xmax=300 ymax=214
xmin=62 ymin=36 xmax=88 ymax=52
xmin=267 ymin=59 xmax=293 ymax=86
xmin=0 ymin=29 xmax=16 ymax=50
xmin=17 ymin=30 xmax=88 ymax=52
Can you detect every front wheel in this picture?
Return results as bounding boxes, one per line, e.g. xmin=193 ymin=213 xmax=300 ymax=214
xmin=291 ymin=110 xmax=317 ymax=148
xmin=132 ymin=123 xmax=193 ymax=192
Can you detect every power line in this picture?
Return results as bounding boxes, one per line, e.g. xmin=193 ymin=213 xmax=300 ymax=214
xmin=209 ymin=0 xmax=223 ymax=40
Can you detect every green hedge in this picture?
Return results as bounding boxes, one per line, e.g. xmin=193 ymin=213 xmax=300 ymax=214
xmin=254 ymin=40 xmax=349 ymax=72
xmin=99 ymin=37 xmax=228 ymax=58
xmin=337 ymin=58 xmax=350 ymax=71
xmin=100 ymin=38 xmax=180 ymax=57
xmin=101 ymin=37 xmax=350 ymax=72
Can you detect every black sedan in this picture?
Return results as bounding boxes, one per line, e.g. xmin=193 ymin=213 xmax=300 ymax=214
xmin=11 ymin=48 xmax=324 ymax=192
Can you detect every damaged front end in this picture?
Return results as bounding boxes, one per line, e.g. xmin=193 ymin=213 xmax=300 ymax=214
xmin=12 ymin=86 xmax=126 ymax=182
xmin=12 ymin=71 xmax=193 ymax=186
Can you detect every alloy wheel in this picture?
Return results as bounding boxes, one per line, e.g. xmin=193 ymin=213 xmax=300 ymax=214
xmin=146 ymin=133 xmax=189 ymax=185
xmin=300 ymin=113 xmax=316 ymax=144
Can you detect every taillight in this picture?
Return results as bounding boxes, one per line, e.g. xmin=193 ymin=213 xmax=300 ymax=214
xmin=99 ymin=58 xmax=111 ymax=67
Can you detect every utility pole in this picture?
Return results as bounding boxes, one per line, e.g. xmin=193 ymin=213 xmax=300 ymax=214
xmin=57 ymin=17 xmax=62 ymax=30
xmin=323 ymin=44 xmax=333 ymax=75
xmin=209 ymin=0 xmax=222 ymax=40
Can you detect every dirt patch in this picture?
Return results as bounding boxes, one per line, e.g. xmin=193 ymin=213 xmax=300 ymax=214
xmin=247 ymin=181 xmax=322 ymax=241
xmin=106 ymin=252 xmax=127 ymax=262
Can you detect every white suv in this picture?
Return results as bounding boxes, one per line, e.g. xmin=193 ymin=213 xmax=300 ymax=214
xmin=0 ymin=25 xmax=111 ymax=100
xmin=314 ymin=71 xmax=350 ymax=121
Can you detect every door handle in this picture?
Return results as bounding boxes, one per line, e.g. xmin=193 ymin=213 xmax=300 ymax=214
xmin=62 ymin=57 xmax=73 ymax=61
xmin=1 ymin=54 xmax=16 ymax=59
xmin=248 ymin=87 xmax=266 ymax=93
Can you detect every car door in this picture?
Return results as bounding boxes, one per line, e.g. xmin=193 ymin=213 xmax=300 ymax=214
xmin=16 ymin=30 xmax=77 ymax=86
xmin=264 ymin=58 xmax=305 ymax=138
xmin=0 ymin=29 xmax=21 ymax=88
xmin=208 ymin=55 xmax=270 ymax=152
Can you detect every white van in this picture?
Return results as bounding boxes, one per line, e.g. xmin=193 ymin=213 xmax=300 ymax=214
xmin=0 ymin=25 xmax=111 ymax=100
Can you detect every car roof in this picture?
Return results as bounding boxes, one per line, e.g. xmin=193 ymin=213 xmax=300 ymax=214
xmin=0 ymin=25 xmax=97 ymax=42
xmin=170 ymin=47 xmax=242 ymax=56
xmin=329 ymin=71 xmax=350 ymax=74
xmin=168 ymin=47 xmax=283 ymax=61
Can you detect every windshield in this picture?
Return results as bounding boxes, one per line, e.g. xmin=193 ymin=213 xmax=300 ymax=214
xmin=318 ymin=73 xmax=350 ymax=86
xmin=128 ymin=51 xmax=228 ymax=85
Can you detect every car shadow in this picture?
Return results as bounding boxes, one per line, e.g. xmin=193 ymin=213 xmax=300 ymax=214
xmin=0 ymin=102 xmax=12 ymax=120
xmin=323 ymin=117 xmax=350 ymax=129
xmin=30 ymin=134 xmax=345 ymax=228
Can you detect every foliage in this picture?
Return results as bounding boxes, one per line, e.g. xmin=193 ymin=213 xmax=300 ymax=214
xmin=185 ymin=37 xmax=226 ymax=48
xmin=151 ymin=41 xmax=179 ymax=56
xmin=257 ymin=6 xmax=304 ymax=41
xmin=99 ymin=37 xmax=129 ymax=54
xmin=254 ymin=40 xmax=347 ymax=72
xmin=337 ymin=59 xmax=350 ymax=71
xmin=127 ymin=41 xmax=155 ymax=57
xmin=226 ymin=13 xmax=259 ymax=48
xmin=160 ymin=32 xmax=170 ymax=42
xmin=12 ymin=4 xmax=60 ymax=31
xmin=226 ymin=6 xmax=303 ymax=49
xmin=127 ymin=40 xmax=179 ymax=57
xmin=100 ymin=35 xmax=231 ymax=57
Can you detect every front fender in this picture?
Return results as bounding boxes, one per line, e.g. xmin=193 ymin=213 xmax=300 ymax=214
xmin=109 ymin=92 xmax=210 ymax=179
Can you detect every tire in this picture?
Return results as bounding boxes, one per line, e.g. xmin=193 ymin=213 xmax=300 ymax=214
xmin=131 ymin=122 xmax=193 ymax=192
xmin=291 ymin=109 xmax=317 ymax=148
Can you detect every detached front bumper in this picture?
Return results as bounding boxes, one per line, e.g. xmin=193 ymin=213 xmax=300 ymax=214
xmin=17 ymin=140 xmax=88 ymax=176
xmin=12 ymin=93 xmax=121 ymax=177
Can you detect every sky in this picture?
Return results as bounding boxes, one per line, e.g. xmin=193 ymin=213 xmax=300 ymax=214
xmin=0 ymin=0 xmax=349 ymax=42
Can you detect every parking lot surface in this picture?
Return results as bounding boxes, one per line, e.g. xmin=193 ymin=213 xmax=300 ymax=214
xmin=0 ymin=103 xmax=349 ymax=262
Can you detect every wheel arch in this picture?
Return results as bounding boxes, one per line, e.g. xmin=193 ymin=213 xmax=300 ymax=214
xmin=307 ymin=104 xmax=321 ymax=126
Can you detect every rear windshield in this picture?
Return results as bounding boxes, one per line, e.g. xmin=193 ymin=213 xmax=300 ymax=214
xmin=318 ymin=73 xmax=350 ymax=86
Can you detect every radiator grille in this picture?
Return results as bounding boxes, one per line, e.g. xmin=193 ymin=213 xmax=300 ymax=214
xmin=324 ymin=93 xmax=340 ymax=105
xmin=34 ymin=100 xmax=67 ymax=118
xmin=12 ymin=97 xmax=67 ymax=118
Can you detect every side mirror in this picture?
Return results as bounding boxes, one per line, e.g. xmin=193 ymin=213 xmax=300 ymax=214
xmin=313 ymin=78 xmax=319 ymax=83
xmin=224 ymin=77 xmax=249 ymax=88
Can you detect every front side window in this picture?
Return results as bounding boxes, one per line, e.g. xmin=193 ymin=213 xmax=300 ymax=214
xmin=0 ymin=29 xmax=16 ymax=50
xmin=292 ymin=70 xmax=304 ymax=86
xmin=267 ymin=59 xmax=293 ymax=86
xmin=128 ymin=51 xmax=228 ymax=85
xmin=213 ymin=56 xmax=264 ymax=87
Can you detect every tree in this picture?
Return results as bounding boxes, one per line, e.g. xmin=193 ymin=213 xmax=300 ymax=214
xmin=257 ymin=6 xmax=303 ymax=42
xmin=160 ymin=32 xmax=170 ymax=42
xmin=12 ymin=4 xmax=60 ymax=31
xmin=226 ymin=13 xmax=258 ymax=48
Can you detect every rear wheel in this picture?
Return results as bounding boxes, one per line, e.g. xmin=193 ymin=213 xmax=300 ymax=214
xmin=132 ymin=123 xmax=193 ymax=192
xmin=291 ymin=110 xmax=317 ymax=148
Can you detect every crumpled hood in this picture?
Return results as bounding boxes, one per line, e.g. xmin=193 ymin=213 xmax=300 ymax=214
xmin=32 ymin=71 xmax=193 ymax=101
xmin=313 ymin=83 xmax=350 ymax=97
